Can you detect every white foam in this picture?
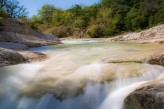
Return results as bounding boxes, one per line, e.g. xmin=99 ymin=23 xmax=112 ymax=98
xmin=73 ymin=63 xmax=104 ymax=81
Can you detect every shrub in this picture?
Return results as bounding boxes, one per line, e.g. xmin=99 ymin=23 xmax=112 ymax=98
xmin=73 ymin=17 xmax=88 ymax=29
xmin=0 ymin=17 xmax=4 ymax=24
xmin=46 ymin=26 xmax=73 ymax=38
xmin=0 ymin=9 xmax=8 ymax=31
xmin=87 ymin=25 xmax=105 ymax=38
xmin=0 ymin=9 xmax=8 ymax=18
xmin=0 ymin=17 xmax=4 ymax=31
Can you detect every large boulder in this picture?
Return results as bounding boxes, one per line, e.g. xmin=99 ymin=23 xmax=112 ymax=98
xmin=124 ymin=79 xmax=164 ymax=109
xmin=0 ymin=48 xmax=28 ymax=66
xmin=0 ymin=18 xmax=61 ymax=47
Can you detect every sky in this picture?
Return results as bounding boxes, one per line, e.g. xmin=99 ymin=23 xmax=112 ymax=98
xmin=18 ymin=0 xmax=100 ymax=17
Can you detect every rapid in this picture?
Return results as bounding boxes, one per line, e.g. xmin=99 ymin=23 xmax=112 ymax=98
xmin=0 ymin=40 xmax=163 ymax=109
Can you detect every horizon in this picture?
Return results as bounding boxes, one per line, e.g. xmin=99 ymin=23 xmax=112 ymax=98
xmin=18 ymin=0 xmax=100 ymax=17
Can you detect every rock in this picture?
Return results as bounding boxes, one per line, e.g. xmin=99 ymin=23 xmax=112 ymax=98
xmin=0 ymin=42 xmax=28 ymax=50
xmin=21 ymin=63 xmax=161 ymax=100
xmin=19 ymin=51 xmax=46 ymax=62
xmin=0 ymin=48 xmax=28 ymax=66
xmin=0 ymin=18 xmax=61 ymax=48
xmin=0 ymin=31 xmax=60 ymax=48
xmin=124 ymin=79 xmax=164 ymax=109
xmin=107 ymin=24 xmax=164 ymax=43
xmin=0 ymin=48 xmax=46 ymax=67
xmin=0 ymin=18 xmax=61 ymax=66
xmin=147 ymin=53 xmax=164 ymax=66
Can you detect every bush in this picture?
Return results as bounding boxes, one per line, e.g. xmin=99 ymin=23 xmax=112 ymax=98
xmin=87 ymin=25 xmax=105 ymax=38
xmin=73 ymin=17 xmax=88 ymax=29
xmin=0 ymin=17 xmax=4 ymax=24
xmin=0 ymin=17 xmax=5 ymax=31
xmin=0 ymin=9 xmax=8 ymax=18
xmin=46 ymin=26 xmax=73 ymax=38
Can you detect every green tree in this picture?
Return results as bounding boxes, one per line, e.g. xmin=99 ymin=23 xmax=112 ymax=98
xmin=1 ymin=0 xmax=28 ymax=19
xmin=28 ymin=0 xmax=164 ymax=38
xmin=73 ymin=17 xmax=86 ymax=29
xmin=38 ymin=4 xmax=55 ymax=23
xmin=51 ymin=9 xmax=65 ymax=25
xmin=29 ymin=15 xmax=43 ymax=30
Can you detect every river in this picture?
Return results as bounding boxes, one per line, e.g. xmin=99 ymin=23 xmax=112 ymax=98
xmin=0 ymin=40 xmax=164 ymax=109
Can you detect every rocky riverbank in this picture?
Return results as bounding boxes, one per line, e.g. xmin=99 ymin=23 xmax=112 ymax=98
xmin=0 ymin=18 xmax=61 ymax=66
xmin=106 ymin=24 xmax=164 ymax=43
xmin=115 ymin=25 xmax=164 ymax=109
xmin=104 ymin=24 xmax=164 ymax=109
xmin=0 ymin=47 xmax=46 ymax=67
xmin=123 ymin=61 xmax=164 ymax=109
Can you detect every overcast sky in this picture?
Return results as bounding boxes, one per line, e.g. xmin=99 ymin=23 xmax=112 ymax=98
xmin=18 ymin=0 xmax=100 ymax=17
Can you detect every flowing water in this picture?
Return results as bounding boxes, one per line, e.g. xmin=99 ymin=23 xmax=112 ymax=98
xmin=0 ymin=40 xmax=164 ymax=109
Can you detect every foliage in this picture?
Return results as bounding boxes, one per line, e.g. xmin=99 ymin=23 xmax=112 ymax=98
xmin=0 ymin=8 xmax=7 ymax=18
xmin=1 ymin=0 xmax=28 ymax=19
xmin=38 ymin=4 xmax=55 ymax=23
xmin=0 ymin=8 xmax=7 ymax=30
xmin=73 ymin=17 xmax=87 ymax=29
xmin=87 ymin=25 xmax=106 ymax=38
xmin=0 ymin=16 xmax=4 ymax=28
xmin=28 ymin=0 xmax=164 ymax=38
xmin=46 ymin=26 xmax=73 ymax=38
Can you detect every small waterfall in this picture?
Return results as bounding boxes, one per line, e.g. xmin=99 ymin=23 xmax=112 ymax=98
xmin=0 ymin=41 xmax=164 ymax=109
xmin=0 ymin=65 xmax=163 ymax=109
xmin=0 ymin=63 xmax=44 ymax=109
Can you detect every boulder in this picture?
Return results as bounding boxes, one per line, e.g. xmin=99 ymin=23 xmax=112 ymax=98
xmin=147 ymin=53 xmax=164 ymax=66
xmin=0 ymin=48 xmax=28 ymax=66
xmin=0 ymin=18 xmax=61 ymax=47
xmin=0 ymin=48 xmax=46 ymax=67
xmin=124 ymin=79 xmax=164 ymax=109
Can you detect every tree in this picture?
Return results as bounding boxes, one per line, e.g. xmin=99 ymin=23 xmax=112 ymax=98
xmin=29 ymin=15 xmax=43 ymax=30
xmin=0 ymin=0 xmax=6 ymax=8
xmin=68 ymin=4 xmax=84 ymax=18
xmin=73 ymin=17 xmax=86 ymax=29
xmin=96 ymin=8 xmax=112 ymax=26
xmin=1 ymin=0 xmax=28 ymax=19
xmin=28 ymin=0 xmax=164 ymax=38
xmin=38 ymin=4 xmax=55 ymax=23
xmin=51 ymin=8 xmax=65 ymax=25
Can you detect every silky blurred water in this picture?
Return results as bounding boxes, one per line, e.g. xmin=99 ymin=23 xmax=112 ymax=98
xmin=0 ymin=40 xmax=163 ymax=109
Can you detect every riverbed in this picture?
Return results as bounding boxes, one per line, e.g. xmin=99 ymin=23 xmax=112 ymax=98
xmin=0 ymin=40 xmax=164 ymax=109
